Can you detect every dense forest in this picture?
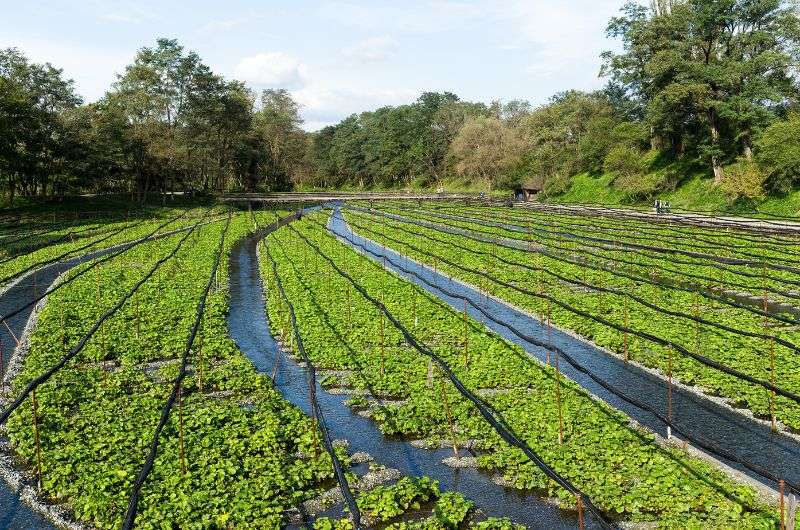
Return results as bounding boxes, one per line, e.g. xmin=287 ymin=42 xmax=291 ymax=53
xmin=2 ymin=0 xmax=800 ymax=205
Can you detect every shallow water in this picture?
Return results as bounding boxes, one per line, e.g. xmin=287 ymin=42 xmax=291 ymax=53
xmin=226 ymin=221 xmax=586 ymax=529
xmin=330 ymin=207 xmax=800 ymax=493
xmin=0 ymin=257 xmax=104 ymax=529
xmin=0 ymin=229 xmax=195 ymax=529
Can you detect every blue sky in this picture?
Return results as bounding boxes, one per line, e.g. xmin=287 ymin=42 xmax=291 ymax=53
xmin=1 ymin=0 xmax=627 ymax=130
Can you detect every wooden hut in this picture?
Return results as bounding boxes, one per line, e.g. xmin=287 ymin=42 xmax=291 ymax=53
xmin=514 ymin=176 xmax=544 ymax=202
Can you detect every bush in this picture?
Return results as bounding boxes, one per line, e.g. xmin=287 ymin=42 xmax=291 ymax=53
xmin=604 ymin=145 xmax=647 ymax=181
xmin=718 ymin=160 xmax=766 ymax=202
xmin=605 ymin=147 xmax=667 ymax=199
xmin=541 ymin=172 xmax=573 ymax=197
xmin=757 ymin=113 xmax=800 ymax=194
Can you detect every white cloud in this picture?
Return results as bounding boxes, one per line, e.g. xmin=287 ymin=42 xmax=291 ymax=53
xmin=0 ymin=36 xmax=132 ymax=102
xmin=294 ymin=85 xmax=418 ymax=130
xmin=233 ymin=52 xmax=308 ymax=89
xmin=342 ymin=36 xmax=398 ymax=63
xmin=93 ymin=1 xmax=156 ymax=24
xmin=502 ymin=1 xmax=621 ymax=83
xmin=101 ymin=13 xmax=138 ymax=23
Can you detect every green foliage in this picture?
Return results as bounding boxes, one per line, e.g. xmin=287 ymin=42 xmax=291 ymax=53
xmin=357 ymin=477 xmax=440 ymax=521
xmin=447 ymin=116 xmax=524 ymax=191
xmin=603 ymin=0 xmax=800 ymax=177
xmin=0 ymin=47 xmax=82 ymax=202
xmin=470 ymin=518 xmax=525 ymax=530
xmin=604 ymin=146 xmax=647 ymax=182
xmin=718 ymin=159 xmax=767 ymax=202
xmin=4 ymin=210 xmax=344 ymax=528
xmin=265 ymin=212 xmax=781 ymax=527
xmin=757 ymin=113 xmax=800 ymax=195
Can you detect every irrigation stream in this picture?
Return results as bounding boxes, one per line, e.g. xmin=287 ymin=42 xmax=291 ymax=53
xmin=0 ymin=253 xmax=120 ymax=528
xmin=327 ymin=207 xmax=800 ymax=495
xmin=0 ymin=221 xmax=200 ymax=529
xmin=3 ymin=207 xmax=799 ymax=529
xmin=227 ymin=218 xmax=583 ymax=529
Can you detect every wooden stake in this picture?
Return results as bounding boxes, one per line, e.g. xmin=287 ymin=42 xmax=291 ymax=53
xmin=693 ymin=290 xmax=700 ymax=353
xmin=780 ymin=479 xmax=786 ymax=530
xmin=60 ymin=303 xmax=66 ymax=347
xmin=462 ymin=299 xmax=469 ymax=368
xmin=438 ymin=371 xmax=459 ymax=459
xmin=3 ymin=319 xmax=19 ymax=347
xmin=346 ymin=286 xmax=352 ymax=331
xmin=135 ymin=293 xmax=141 ymax=340
xmin=380 ymin=311 xmax=385 ymax=377
xmin=667 ymin=346 xmax=673 ymax=439
xmin=412 ymin=290 xmax=418 ymax=330
xmin=546 ymin=300 xmax=552 ymax=365
xmin=555 ymin=349 xmax=564 ymax=444
xmin=197 ymin=328 xmax=204 ymax=393
xmin=576 ymin=495 xmax=585 ymax=530
xmin=178 ymin=386 xmax=187 ymax=475
xmin=764 ymin=265 xmax=777 ymax=431
xmin=623 ymin=295 xmax=629 ymax=362
xmin=32 ymin=389 xmax=43 ymax=491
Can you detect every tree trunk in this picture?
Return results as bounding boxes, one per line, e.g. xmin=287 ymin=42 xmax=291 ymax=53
xmin=8 ymin=175 xmax=15 ymax=206
xmin=650 ymin=126 xmax=661 ymax=151
xmin=742 ymin=129 xmax=753 ymax=162
xmin=708 ymin=108 xmax=724 ymax=184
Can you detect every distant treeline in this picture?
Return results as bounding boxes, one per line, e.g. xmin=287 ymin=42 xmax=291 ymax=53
xmin=2 ymin=0 xmax=800 ymax=204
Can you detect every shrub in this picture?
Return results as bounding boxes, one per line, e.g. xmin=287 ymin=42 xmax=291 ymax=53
xmin=604 ymin=145 xmax=647 ymax=182
xmin=541 ymin=172 xmax=573 ymax=197
xmin=757 ymin=113 xmax=800 ymax=194
xmin=606 ymin=148 xmax=668 ymax=199
xmin=718 ymin=159 xmax=766 ymax=202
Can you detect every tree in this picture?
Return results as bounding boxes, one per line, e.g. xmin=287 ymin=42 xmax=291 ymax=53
xmin=518 ymin=91 xmax=615 ymax=185
xmin=0 ymin=48 xmax=81 ymax=202
xmin=251 ymin=89 xmax=306 ymax=190
xmin=112 ymin=38 xmax=214 ymax=200
xmin=603 ymin=0 xmax=800 ymax=182
xmin=757 ymin=113 xmax=800 ymax=194
xmin=448 ymin=116 xmax=524 ymax=191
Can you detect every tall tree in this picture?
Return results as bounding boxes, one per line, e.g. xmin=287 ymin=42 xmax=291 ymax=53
xmin=251 ymin=89 xmax=306 ymax=191
xmin=604 ymin=0 xmax=800 ymax=182
xmin=448 ymin=116 xmax=525 ymax=191
xmin=0 ymin=48 xmax=81 ymax=202
xmin=112 ymin=39 xmax=213 ymax=200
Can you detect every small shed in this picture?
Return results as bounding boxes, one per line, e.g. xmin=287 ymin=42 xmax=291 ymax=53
xmin=514 ymin=177 xmax=544 ymax=202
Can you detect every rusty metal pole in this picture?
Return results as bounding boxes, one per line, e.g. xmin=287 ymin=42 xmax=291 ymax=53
xmin=764 ymin=264 xmax=777 ymax=432
xmin=412 ymin=290 xmax=418 ymax=330
xmin=546 ymin=300 xmax=552 ymax=365
xmin=623 ymin=295 xmax=629 ymax=362
xmin=438 ymin=371 xmax=459 ymax=459
xmin=555 ymin=349 xmax=564 ymax=444
xmin=346 ymin=285 xmax=353 ymax=332
xmin=197 ymin=326 xmax=204 ymax=393
xmin=380 ymin=311 xmax=385 ymax=377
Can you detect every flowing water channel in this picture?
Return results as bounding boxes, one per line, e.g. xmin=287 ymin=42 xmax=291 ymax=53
xmin=328 ymin=207 xmax=800 ymax=494
xmin=227 ymin=220 xmax=583 ymax=529
xmin=3 ymin=206 xmax=799 ymax=529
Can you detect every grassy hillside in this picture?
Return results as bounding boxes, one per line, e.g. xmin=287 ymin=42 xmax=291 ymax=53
xmin=544 ymin=171 xmax=800 ymax=217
